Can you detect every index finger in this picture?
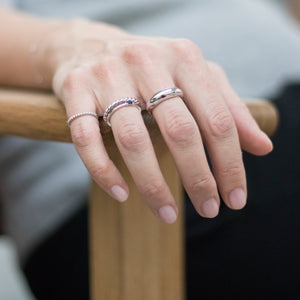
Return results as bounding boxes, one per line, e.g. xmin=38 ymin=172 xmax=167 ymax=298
xmin=65 ymin=89 xmax=130 ymax=203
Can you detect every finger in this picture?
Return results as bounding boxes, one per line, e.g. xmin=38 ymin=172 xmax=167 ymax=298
xmin=176 ymin=60 xmax=247 ymax=210
xmin=110 ymin=106 xmax=178 ymax=223
xmin=135 ymin=74 xmax=220 ymax=218
xmin=208 ymin=62 xmax=273 ymax=156
xmin=153 ymin=97 xmax=220 ymax=218
xmin=64 ymin=87 xmax=129 ymax=203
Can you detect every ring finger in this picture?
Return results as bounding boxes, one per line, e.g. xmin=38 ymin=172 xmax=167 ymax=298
xmin=138 ymin=79 xmax=220 ymax=218
xmin=63 ymin=85 xmax=129 ymax=203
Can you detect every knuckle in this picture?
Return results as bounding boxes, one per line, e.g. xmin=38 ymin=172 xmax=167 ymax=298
xmin=62 ymin=68 xmax=86 ymax=91
xmin=117 ymin=122 xmax=147 ymax=152
xmin=188 ymin=175 xmax=214 ymax=194
xmin=122 ymin=42 xmax=158 ymax=66
xmin=217 ymin=164 xmax=244 ymax=182
xmin=207 ymin=107 xmax=234 ymax=138
xmin=141 ymin=180 xmax=167 ymax=199
xmin=165 ymin=110 xmax=198 ymax=145
xmin=170 ymin=38 xmax=203 ymax=62
xmin=71 ymin=123 xmax=96 ymax=149
xmin=91 ymin=58 xmax=118 ymax=83
xmin=89 ymin=161 xmax=112 ymax=179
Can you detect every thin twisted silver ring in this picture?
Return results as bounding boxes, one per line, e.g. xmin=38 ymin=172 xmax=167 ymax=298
xmin=67 ymin=112 xmax=99 ymax=127
xmin=146 ymin=87 xmax=183 ymax=114
xmin=103 ymin=97 xmax=141 ymax=127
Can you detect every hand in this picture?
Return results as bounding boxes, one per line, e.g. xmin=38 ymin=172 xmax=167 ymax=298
xmin=38 ymin=19 xmax=273 ymax=223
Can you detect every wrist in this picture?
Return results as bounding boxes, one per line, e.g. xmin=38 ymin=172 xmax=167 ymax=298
xmin=36 ymin=19 xmax=130 ymax=89
xmin=0 ymin=8 xmax=64 ymax=89
xmin=31 ymin=20 xmax=68 ymax=88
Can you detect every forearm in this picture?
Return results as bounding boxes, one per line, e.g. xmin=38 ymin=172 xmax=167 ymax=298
xmin=0 ymin=6 xmax=62 ymax=89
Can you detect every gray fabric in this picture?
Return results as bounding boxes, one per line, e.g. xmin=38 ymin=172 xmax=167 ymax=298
xmin=0 ymin=236 xmax=36 ymax=299
xmin=1 ymin=0 xmax=300 ymax=260
xmin=0 ymin=137 xmax=90 ymax=260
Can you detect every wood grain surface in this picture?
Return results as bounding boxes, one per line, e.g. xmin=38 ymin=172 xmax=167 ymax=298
xmin=90 ymin=138 xmax=184 ymax=300
xmin=0 ymin=89 xmax=279 ymax=144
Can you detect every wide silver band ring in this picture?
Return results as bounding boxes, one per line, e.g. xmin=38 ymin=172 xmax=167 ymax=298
xmin=103 ymin=97 xmax=141 ymax=127
xmin=146 ymin=87 xmax=183 ymax=114
xmin=67 ymin=112 xmax=99 ymax=127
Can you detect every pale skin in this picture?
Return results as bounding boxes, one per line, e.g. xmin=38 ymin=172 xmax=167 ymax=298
xmin=0 ymin=6 xmax=273 ymax=223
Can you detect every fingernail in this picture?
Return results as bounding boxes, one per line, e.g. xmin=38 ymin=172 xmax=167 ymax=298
xmin=111 ymin=185 xmax=128 ymax=202
xmin=158 ymin=205 xmax=177 ymax=224
xmin=201 ymin=198 xmax=219 ymax=218
xmin=229 ymin=188 xmax=246 ymax=209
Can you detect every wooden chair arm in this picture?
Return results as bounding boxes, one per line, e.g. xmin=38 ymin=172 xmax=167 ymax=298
xmin=0 ymin=89 xmax=278 ymax=143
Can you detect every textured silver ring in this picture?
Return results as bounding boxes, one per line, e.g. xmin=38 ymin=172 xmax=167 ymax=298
xmin=146 ymin=87 xmax=183 ymax=114
xmin=67 ymin=112 xmax=99 ymax=127
xmin=103 ymin=97 xmax=141 ymax=127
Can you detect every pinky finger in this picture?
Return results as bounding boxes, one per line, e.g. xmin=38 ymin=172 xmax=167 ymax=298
xmin=208 ymin=62 xmax=273 ymax=156
xmin=70 ymin=115 xmax=129 ymax=202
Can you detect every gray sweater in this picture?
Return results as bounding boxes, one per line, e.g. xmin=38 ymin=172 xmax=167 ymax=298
xmin=1 ymin=0 xmax=300 ymax=260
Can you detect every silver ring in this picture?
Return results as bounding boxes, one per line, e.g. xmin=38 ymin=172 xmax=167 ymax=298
xmin=103 ymin=97 xmax=141 ymax=127
xmin=146 ymin=87 xmax=183 ymax=113
xmin=67 ymin=112 xmax=99 ymax=127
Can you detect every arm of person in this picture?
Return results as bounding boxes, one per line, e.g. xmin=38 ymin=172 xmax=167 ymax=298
xmin=0 ymin=6 xmax=61 ymax=88
xmin=0 ymin=6 xmax=273 ymax=222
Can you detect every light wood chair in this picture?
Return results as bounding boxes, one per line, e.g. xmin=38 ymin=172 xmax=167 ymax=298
xmin=0 ymin=88 xmax=279 ymax=300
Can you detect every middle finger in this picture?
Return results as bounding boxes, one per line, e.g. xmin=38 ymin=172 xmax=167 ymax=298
xmin=105 ymin=95 xmax=179 ymax=223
